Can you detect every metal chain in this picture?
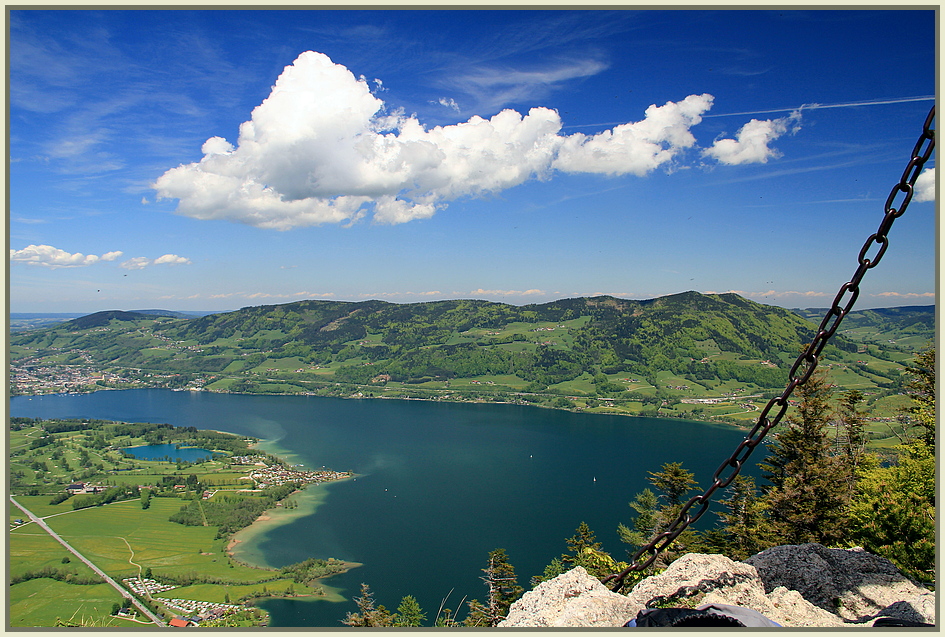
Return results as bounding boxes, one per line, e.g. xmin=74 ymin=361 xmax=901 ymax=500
xmin=603 ymin=105 xmax=935 ymax=592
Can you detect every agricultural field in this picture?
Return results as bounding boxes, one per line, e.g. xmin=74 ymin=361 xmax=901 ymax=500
xmin=7 ymin=418 xmax=356 ymax=628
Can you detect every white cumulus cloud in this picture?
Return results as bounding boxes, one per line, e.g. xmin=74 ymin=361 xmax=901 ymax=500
xmin=9 ymin=244 xmax=123 ymax=268
xmin=914 ymin=167 xmax=935 ymax=202
xmin=154 ymin=51 xmax=797 ymax=231
xmin=702 ymin=111 xmax=801 ymax=165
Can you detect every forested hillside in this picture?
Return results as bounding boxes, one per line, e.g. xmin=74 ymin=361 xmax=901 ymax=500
xmin=9 ymin=292 xmax=928 ymax=426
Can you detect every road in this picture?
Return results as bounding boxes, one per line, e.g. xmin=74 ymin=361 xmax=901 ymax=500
xmin=9 ymin=496 xmax=166 ymax=627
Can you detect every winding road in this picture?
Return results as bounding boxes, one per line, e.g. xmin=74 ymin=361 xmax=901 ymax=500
xmin=9 ymin=496 xmax=166 ymax=627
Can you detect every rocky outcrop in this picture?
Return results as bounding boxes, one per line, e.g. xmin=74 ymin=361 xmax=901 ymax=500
xmin=500 ymin=544 xmax=935 ymax=628
xmin=497 ymin=566 xmax=638 ymax=628
xmin=745 ymin=544 xmax=935 ymax=624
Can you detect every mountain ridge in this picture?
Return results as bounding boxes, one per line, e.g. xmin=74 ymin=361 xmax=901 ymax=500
xmin=11 ymin=292 xmax=929 ymax=424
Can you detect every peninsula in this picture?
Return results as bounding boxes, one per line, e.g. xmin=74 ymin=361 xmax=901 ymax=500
xmin=8 ymin=416 xmax=355 ymax=628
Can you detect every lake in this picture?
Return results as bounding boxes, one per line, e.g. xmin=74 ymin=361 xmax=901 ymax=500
xmin=9 ymin=389 xmax=760 ymax=627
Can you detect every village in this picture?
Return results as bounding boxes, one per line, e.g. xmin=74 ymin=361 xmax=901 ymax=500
xmin=230 ymin=456 xmax=353 ymax=488
xmin=8 ymin=350 xmax=135 ymax=395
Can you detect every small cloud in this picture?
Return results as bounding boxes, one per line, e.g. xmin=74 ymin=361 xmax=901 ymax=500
xmin=153 ymin=254 xmax=191 ymax=266
xmin=873 ymin=291 xmax=935 ymax=299
xmin=9 ymin=244 xmax=123 ymax=268
xmin=703 ymin=111 xmax=802 ymax=166
xmin=120 ymin=257 xmax=152 ymax=270
xmin=470 ymin=288 xmax=545 ymax=297
xmin=120 ymin=253 xmax=191 ymax=270
xmin=437 ymin=97 xmax=460 ymax=112
xmin=356 ymin=291 xmax=441 ymax=299
xmin=913 ymin=167 xmax=935 ymax=202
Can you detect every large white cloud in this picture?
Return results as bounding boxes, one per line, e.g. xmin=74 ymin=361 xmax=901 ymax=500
xmin=9 ymin=244 xmax=123 ymax=268
xmin=154 ymin=51 xmax=796 ymax=230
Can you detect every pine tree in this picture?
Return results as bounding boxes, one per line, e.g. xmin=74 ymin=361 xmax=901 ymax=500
xmin=635 ymin=462 xmax=703 ymax=566
xmin=341 ymin=583 xmax=394 ymax=627
xmin=705 ymin=475 xmax=769 ymax=560
xmin=462 ymin=599 xmax=490 ymax=627
xmin=554 ymin=522 xmax=616 ymax=579
xmin=617 ymin=488 xmax=659 ymax=551
xmin=530 ymin=556 xmax=566 ymax=588
xmin=848 ymin=443 xmax=935 ymax=582
xmin=648 ymin=462 xmax=697 ymax=506
xmin=480 ymin=549 xmax=523 ymax=627
xmin=392 ymin=595 xmax=426 ymax=627
xmin=759 ymin=369 xmax=852 ymax=546
xmin=563 ymin=521 xmax=602 ymax=561
xmin=902 ymin=343 xmax=935 ymax=447
xmin=838 ymin=389 xmax=867 ymax=473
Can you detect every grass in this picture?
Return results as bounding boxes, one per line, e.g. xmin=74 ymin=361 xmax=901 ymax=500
xmin=8 ymin=578 xmax=125 ymax=628
xmin=8 ymin=527 xmax=98 ymax=578
xmin=14 ymin=496 xmax=292 ymax=586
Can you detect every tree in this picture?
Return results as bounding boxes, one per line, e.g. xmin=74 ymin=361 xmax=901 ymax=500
xmin=847 ymin=443 xmax=935 ymax=582
xmin=759 ymin=369 xmax=852 ymax=546
xmin=846 ymin=345 xmax=936 ymax=583
xmin=617 ymin=488 xmax=659 ymax=552
xmin=632 ymin=462 xmax=703 ymax=567
xmin=530 ymin=556 xmax=566 ymax=587
xmin=341 ymin=583 xmax=394 ymax=627
xmin=648 ymin=462 xmax=697 ymax=507
xmin=480 ymin=549 xmax=523 ymax=627
xmin=393 ymin=595 xmax=426 ymax=627
xmin=837 ymin=389 xmax=867 ymax=474
xmin=703 ymin=475 xmax=769 ymax=560
xmin=551 ymin=522 xmax=617 ymax=579
xmin=562 ymin=521 xmax=602 ymax=567
xmin=901 ymin=343 xmax=935 ymax=447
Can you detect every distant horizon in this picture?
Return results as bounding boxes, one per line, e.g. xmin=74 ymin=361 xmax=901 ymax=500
xmin=8 ymin=290 xmax=936 ymax=317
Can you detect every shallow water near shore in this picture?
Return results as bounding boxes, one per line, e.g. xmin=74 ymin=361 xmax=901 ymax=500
xmin=10 ymin=389 xmax=758 ymax=627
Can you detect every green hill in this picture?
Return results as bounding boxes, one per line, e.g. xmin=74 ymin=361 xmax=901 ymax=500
xmin=10 ymin=292 xmax=923 ymax=425
xmin=792 ymin=305 xmax=933 ymax=352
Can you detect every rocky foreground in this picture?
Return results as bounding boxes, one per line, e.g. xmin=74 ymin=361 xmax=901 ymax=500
xmin=500 ymin=544 xmax=935 ymax=628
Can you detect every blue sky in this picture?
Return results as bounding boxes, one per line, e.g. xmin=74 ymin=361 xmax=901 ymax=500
xmin=8 ymin=9 xmax=937 ymax=314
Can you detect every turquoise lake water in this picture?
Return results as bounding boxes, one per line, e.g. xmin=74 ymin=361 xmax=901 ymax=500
xmin=10 ymin=389 xmax=760 ymax=627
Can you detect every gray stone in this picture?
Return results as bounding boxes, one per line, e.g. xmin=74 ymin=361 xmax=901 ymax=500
xmin=745 ymin=543 xmax=934 ymax=624
xmin=624 ymin=553 xmax=845 ymax=628
xmin=498 ymin=567 xmax=638 ymax=627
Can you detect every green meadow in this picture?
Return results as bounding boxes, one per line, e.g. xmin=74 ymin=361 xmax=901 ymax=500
xmin=7 ymin=418 xmax=355 ymax=628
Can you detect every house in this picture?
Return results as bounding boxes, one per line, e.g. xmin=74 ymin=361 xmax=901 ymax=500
xmin=66 ymin=483 xmax=85 ymax=494
xmin=168 ymin=617 xmax=191 ymax=628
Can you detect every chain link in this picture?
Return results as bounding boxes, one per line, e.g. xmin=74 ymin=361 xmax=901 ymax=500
xmin=603 ymin=106 xmax=935 ymax=592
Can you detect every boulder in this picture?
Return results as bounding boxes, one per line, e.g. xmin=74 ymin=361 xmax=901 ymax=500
xmin=499 ymin=545 xmax=935 ymax=628
xmin=624 ymin=553 xmax=843 ymax=627
xmin=745 ymin=544 xmax=935 ymax=624
xmin=499 ymin=567 xmax=637 ymax=627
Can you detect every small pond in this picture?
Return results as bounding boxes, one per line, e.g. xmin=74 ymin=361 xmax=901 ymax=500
xmin=122 ymin=443 xmax=215 ymax=462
